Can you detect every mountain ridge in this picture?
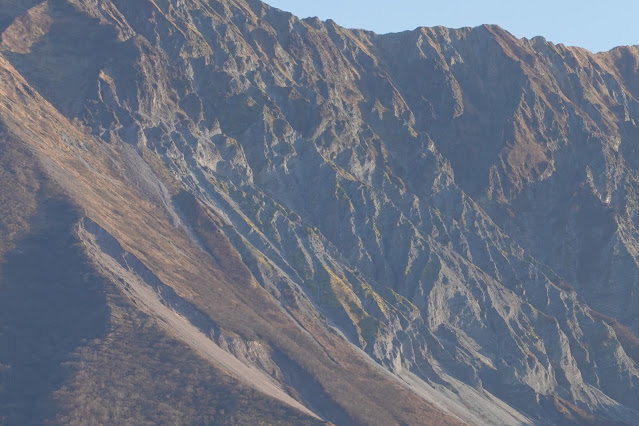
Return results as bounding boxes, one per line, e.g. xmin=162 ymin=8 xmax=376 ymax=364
xmin=265 ymin=0 xmax=638 ymax=55
xmin=0 ymin=0 xmax=638 ymax=424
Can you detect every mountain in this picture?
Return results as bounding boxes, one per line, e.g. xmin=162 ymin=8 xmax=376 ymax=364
xmin=1 ymin=0 xmax=638 ymax=424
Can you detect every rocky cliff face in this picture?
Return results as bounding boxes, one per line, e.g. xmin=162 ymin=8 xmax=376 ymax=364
xmin=1 ymin=0 xmax=638 ymax=424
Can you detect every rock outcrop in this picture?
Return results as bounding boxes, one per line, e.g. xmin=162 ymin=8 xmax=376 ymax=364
xmin=1 ymin=0 xmax=638 ymax=424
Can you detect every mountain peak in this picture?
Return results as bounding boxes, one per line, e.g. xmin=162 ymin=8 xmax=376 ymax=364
xmin=1 ymin=0 xmax=639 ymax=424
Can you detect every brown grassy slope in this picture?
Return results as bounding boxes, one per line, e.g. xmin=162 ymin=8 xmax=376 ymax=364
xmin=590 ymin=310 xmax=639 ymax=364
xmin=0 ymin=192 xmax=111 ymax=425
xmin=0 ymin=0 xmax=43 ymax=32
xmin=0 ymin=1 xmax=52 ymax=54
xmin=0 ymin=61 xmax=323 ymax=426
xmin=0 ymin=186 xmax=322 ymax=425
xmin=53 ymin=267 xmax=324 ymax=426
xmin=0 ymin=47 xmax=462 ymax=426
xmin=0 ymin=131 xmax=40 ymax=258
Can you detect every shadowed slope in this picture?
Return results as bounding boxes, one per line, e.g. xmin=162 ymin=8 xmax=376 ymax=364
xmin=0 ymin=28 xmax=462 ymax=425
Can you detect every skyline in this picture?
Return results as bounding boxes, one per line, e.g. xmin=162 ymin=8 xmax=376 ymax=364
xmin=263 ymin=0 xmax=638 ymax=53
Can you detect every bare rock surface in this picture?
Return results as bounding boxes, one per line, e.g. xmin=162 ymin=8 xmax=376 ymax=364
xmin=1 ymin=0 xmax=639 ymax=424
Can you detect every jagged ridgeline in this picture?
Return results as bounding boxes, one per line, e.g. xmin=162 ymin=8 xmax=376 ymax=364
xmin=1 ymin=0 xmax=638 ymax=424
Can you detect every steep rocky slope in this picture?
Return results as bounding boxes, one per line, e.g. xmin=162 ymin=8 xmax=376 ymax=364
xmin=0 ymin=0 xmax=638 ymax=424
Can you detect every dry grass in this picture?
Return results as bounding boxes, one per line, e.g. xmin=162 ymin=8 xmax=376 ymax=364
xmin=0 ymin=131 xmax=40 ymax=258
xmin=0 ymin=1 xmax=52 ymax=54
xmin=54 ymin=280 xmax=323 ymax=426
xmin=551 ymin=395 xmax=598 ymax=425
xmin=591 ymin=310 xmax=639 ymax=364
xmin=0 ymin=187 xmax=319 ymax=425
xmin=0 ymin=47 xmax=462 ymax=425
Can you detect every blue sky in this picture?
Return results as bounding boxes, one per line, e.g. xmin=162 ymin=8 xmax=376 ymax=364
xmin=263 ymin=0 xmax=637 ymax=53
